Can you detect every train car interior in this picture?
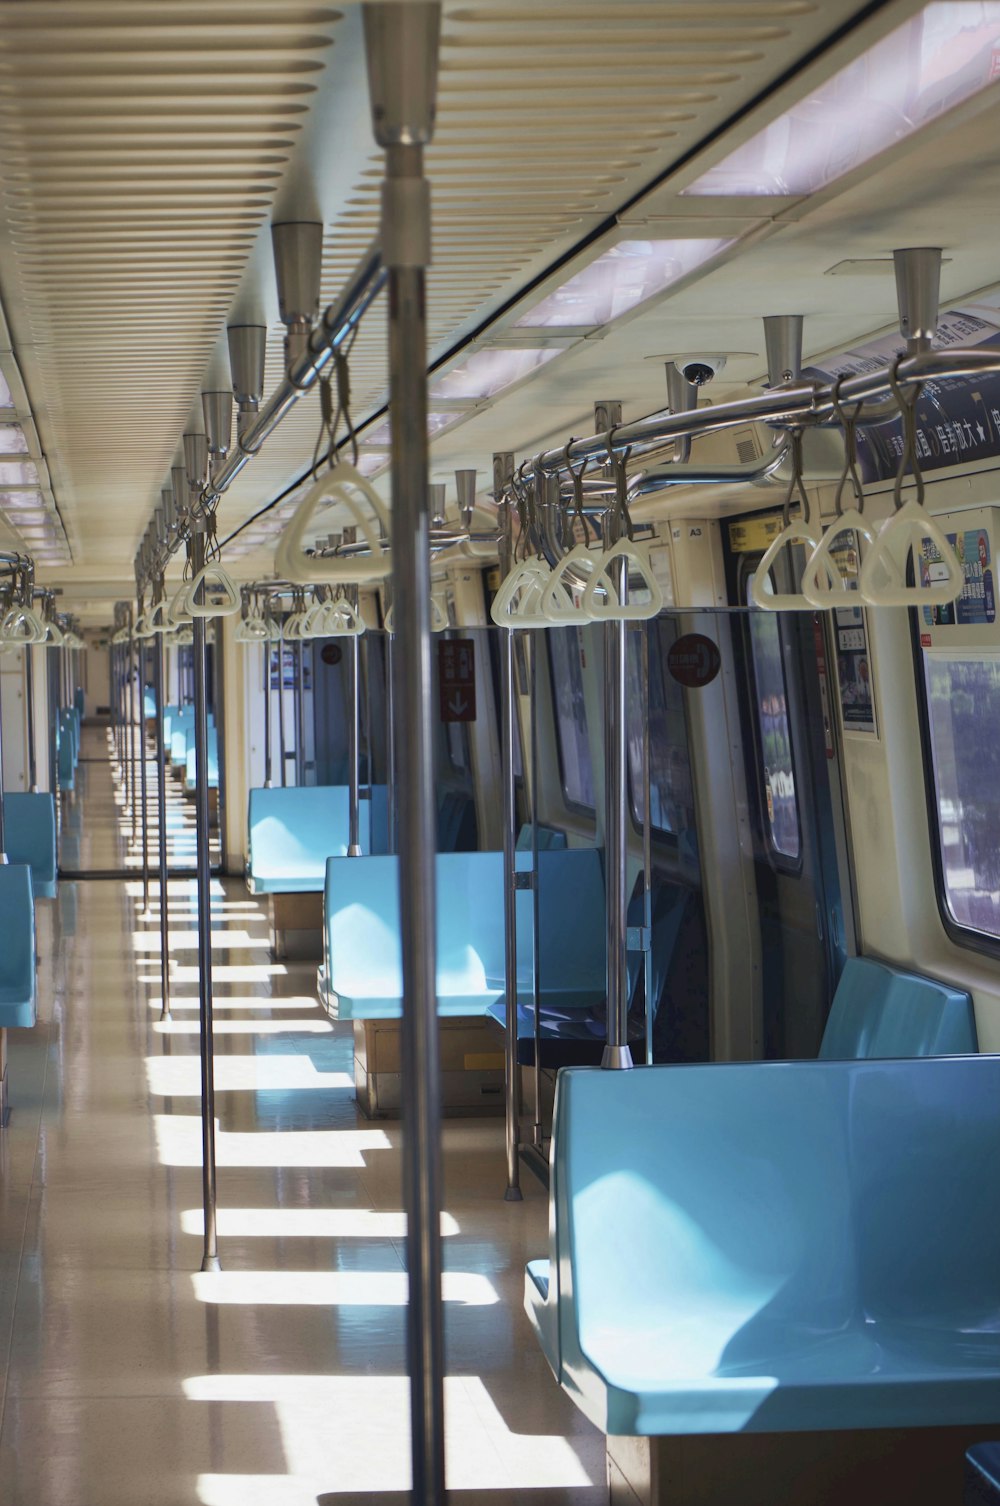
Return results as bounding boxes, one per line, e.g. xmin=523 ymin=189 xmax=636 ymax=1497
xmin=2 ymin=2 xmax=1000 ymax=1503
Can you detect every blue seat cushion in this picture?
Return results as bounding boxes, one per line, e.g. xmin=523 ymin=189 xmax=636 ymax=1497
xmin=0 ymin=863 xmax=36 ymax=1027
xmin=967 ymin=1444 xmax=1000 ymax=1504
xmin=528 ymin=1058 xmax=1000 ymax=1439
xmin=820 ymin=955 xmax=977 ymax=1059
xmin=324 ymin=851 xmax=504 ymax=1020
xmin=247 ymin=786 xmax=370 ymax=894
xmin=4 ymin=793 xmax=57 ymax=899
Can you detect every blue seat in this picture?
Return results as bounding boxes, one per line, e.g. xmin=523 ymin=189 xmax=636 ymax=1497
xmin=527 ymin=1058 xmax=1000 ymax=1440
xmin=185 ymin=728 xmax=219 ymax=790
xmin=967 ymin=1445 xmax=1000 ymax=1503
xmin=73 ymin=687 xmax=84 ymax=718
xmin=143 ymin=687 xmax=156 ymax=719
xmin=56 ymin=720 xmax=75 ymax=791
xmin=246 ymin=785 xmax=371 ymax=894
xmin=4 ymin=793 xmax=57 ymax=899
xmin=515 ymin=847 xmax=607 ymax=1012
xmin=320 ymin=851 xmax=508 ymax=1020
xmin=516 ymin=824 xmax=568 ymax=851
xmin=169 ymin=712 xmax=194 ymax=764
xmin=0 ymin=864 xmax=36 ymax=1027
xmin=819 ymin=955 xmax=977 ymax=1057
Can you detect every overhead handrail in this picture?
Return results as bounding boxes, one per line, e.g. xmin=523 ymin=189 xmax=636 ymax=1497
xmin=274 ymin=461 xmax=391 ymax=585
xmin=752 ymin=427 xmax=836 ymax=611
xmin=859 ymin=358 xmax=964 ymax=609
xmin=802 ymin=379 xmax=877 ymax=607
xmin=581 ymin=443 xmax=664 ymax=623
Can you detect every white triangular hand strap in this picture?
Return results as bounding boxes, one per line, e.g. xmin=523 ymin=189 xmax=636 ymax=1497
xmin=2 ymin=605 xmax=45 ymax=644
xmin=801 ymin=512 xmax=875 ymax=608
xmin=274 ymin=463 xmax=390 ymax=586
xmin=751 ymin=520 xmax=828 ymax=611
xmin=489 ymin=557 xmax=553 ymax=628
xmin=167 ymin=580 xmax=194 ymax=627
xmin=187 ymin=563 xmax=241 ymax=619
xmin=581 ymin=539 xmax=664 ymax=622
xmin=541 ymin=543 xmax=597 ymax=623
xmin=859 ymin=499 xmax=965 ymax=608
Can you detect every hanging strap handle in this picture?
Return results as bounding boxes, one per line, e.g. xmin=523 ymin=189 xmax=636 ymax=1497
xmin=751 ymin=428 xmax=827 ymax=611
xmin=274 ymin=461 xmax=391 ymax=584
xmin=859 ymin=358 xmax=964 ymax=608
xmin=802 ymin=378 xmax=876 ymax=607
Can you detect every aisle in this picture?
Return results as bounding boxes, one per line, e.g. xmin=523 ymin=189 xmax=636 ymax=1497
xmin=0 ymin=744 xmax=606 ymax=1504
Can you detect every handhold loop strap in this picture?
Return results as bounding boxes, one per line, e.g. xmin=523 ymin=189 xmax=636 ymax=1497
xmin=888 ymin=356 xmax=925 ymax=513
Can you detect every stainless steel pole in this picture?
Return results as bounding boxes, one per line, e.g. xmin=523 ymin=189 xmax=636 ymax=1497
xmin=153 ymin=631 xmax=171 ymax=1022
xmin=277 ymin=631 xmax=287 ymax=787
xmin=364 ymin=7 xmax=444 ymax=1497
xmin=641 ymin=626 xmax=654 ymax=1066
xmin=189 ymin=528 xmax=221 ymax=1272
xmin=138 ymin=630 xmax=150 ymax=915
xmin=263 ymin=636 xmax=273 ymax=788
xmin=529 ymin=633 xmax=543 ymax=1145
xmin=385 ymin=628 xmax=396 ymax=853
xmin=347 ymin=633 xmax=362 ymax=855
xmin=603 ymin=558 xmax=633 ymax=1072
xmin=495 ymin=477 xmax=521 ymax=1200
xmin=25 ymin=645 xmax=37 ymax=793
xmin=129 ymin=630 xmax=138 ymax=842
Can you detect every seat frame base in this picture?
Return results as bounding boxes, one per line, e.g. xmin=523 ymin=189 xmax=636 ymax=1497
xmin=0 ymin=1030 xmax=8 ymax=1128
xmin=353 ymin=1016 xmax=504 ymax=1118
xmin=608 ymin=1423 xmax=997 ymax=1506
xmin=268 ymin=892 xmax=323 ymax=960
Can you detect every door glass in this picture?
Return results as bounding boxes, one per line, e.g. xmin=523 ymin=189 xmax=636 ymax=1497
xmin=746 ymin=574 xmax=801 ymax=861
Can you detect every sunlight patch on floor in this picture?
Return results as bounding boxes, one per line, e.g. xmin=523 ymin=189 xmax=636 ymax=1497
xmin=154 ymin=1114 xmax=388 ymax=1166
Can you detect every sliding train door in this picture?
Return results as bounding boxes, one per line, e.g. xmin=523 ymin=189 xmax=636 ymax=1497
xmin=725 ymin=515 xmax=853 ymax=1058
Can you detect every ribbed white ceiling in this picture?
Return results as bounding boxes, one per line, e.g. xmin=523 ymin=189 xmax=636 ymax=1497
xmin=0 ymin=0 xmax=885 ymax=612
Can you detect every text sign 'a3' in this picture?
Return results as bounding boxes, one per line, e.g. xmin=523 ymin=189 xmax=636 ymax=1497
xmin=438 ymin=638 xmax=476 ymax=723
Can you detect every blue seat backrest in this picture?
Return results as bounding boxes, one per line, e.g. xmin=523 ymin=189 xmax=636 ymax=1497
xmin=551 ymin=1058 xmax=1000 ymax=1426
xmin=325 ymin=851 xmax=504 ymax=1001
xmin=819 ymin=956 xmax=977 ymax=1059
xmin=0 ymin=863 xmax=36 ymax=1025
xmin=74 ymin=687 xmax=84 ymax=717
xmin=4 ymin=793 xmax=57 ymax=899
xmin=516 ymin=824 xmax=568 ymax=851
xmin=143 ymin=688 xmax=156 ymax=718
xmin=247 ymin=785 xmax=370 ymax=892
xmin=516 ymin=847 xmax=606 ymax=999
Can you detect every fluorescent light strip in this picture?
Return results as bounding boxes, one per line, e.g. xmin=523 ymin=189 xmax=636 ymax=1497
xmin=430 ymin=345 xmax=561 ymax=402
xmin=515 ymin=238 xmax=733 ymax=329
xmin=684 ymin=3 xmax=1000 ymax=198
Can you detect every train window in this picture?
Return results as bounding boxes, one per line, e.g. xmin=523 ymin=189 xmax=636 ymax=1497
xmin=922 ymin=653 xmax=1000 ymax=940
xmin=626 ymin=621 xmax=694 ymax=838
xmin=547 ymin=626 xmax=594 ymax=811
xmin=746 ymin=575 xmax=801 ymax=862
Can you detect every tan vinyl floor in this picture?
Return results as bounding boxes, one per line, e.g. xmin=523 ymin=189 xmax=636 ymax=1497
xmin=0 ymin=733 xmax=607 ymax=1505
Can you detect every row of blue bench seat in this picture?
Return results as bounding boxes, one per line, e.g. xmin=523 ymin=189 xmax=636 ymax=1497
xmin=56 ymin=704 xmax=80 ymax=791
xmin=525 ymin=959 xmax=982 ymax=1502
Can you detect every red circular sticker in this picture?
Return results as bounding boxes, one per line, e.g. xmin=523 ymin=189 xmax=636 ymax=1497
xmin=320 ymin=643 xmax=342 ymax=666
xmin=666 ymin=633 xmax=721 ymax=688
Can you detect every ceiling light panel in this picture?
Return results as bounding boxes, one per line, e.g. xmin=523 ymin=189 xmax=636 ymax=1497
xmin=684 ymin=2 xmax=1000 ymax=198
xmin=514 ymin=237 xmax=735 ymax=330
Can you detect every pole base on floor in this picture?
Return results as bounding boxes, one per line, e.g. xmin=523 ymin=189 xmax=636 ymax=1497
xmin=504 ymin=1184 xmax=523 ymax=1203
xmin=601 ymin=1044 xmax=634 ymax=1071
xmin=200 ymin=1254 xmax=222 ymax=1273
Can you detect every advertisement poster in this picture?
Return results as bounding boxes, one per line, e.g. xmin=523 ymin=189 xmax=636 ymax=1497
xmin=828 ymin=529 xmax=876 ymax=736
xmin=920 ymin=527 xmax=996 ymax=628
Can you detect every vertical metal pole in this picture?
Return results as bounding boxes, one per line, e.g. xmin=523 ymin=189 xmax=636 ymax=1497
xmin=129 ymin=630 xmax=138 ymax=841
xmin=385 ymin=628 xmax=396 ymax=853
xmin=153 ymin=631 xmax=171 ymax=1021
xmin=138 ymin=630 xmax=151 ymax=915
xmin=277 ymin=630 xmax=287 ymax=787
xmin=347 ymin=633 xmax=362 ymax=855
xmin=189 ymin=529 xmax=221 ymax=1272
xmin=602 ymin=552 xmax=633 ymax=1071
xmin=294 ymin=637 xmax=305 ymax=786
xmin=641 ymin=625 xmax=654 ymax=1066
xmin=496 ymin=479 xmax=521 ymax=1199
xmin=25 ymin=645 xmax=37 ymax=793
xmin=263 ymin=636 xmax=273 ymax=787
xmin=364 ymin=8 xmax=444 ymax=1494
xmin=529 ymin=633 xmax=543 ymax=1148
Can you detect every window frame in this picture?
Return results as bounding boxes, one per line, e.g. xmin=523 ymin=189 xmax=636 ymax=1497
xmin=546 ymin=625 xmax=596 ymax=816
xmin=911 ymin=616 xmax=1000 ymax=961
